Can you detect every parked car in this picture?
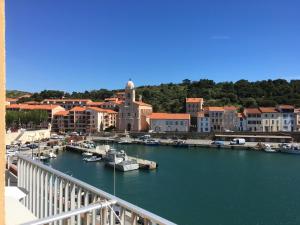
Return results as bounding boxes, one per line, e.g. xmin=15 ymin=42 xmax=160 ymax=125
xmin=211 ymin=140 xmax=224 ymax=146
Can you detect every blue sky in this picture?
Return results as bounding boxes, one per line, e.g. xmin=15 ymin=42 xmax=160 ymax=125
xmin=6 ymin=0 xmax=300 ymax=92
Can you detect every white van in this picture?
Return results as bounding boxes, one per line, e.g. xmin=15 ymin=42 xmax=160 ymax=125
xmin=230 ymin=138 xmax=246 ymax=145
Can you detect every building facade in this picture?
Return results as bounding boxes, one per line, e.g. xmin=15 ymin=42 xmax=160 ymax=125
xmin=118 ymin=80 xmax=153 ymax=132
xmin=197 ymin=112 xmax=210 ymax=132
xmin=243 ymin=108 xmax=262 ymax=132
xmin=148 ymin=113 xmax=190 ymax=132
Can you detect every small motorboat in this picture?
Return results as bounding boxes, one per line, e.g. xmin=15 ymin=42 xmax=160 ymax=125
xmin=279 ymin=143 xmax=300 ymax=154
xmin=83 ymin=156 xmax=102 ymax=162
xmin=144 ymin=139 xmax=159 ymax=146
xmin=48 ymin=151 xmax=57 ymax=158
xmin=39 ymin=155 xmax=50 ymax=161
xmin=118 ymin=139 xmax=132 ymax=144
xmin=82 ymin=152 xmax=93 ymax=157
xmin=263 ymin=144 xmax=277 ymax=153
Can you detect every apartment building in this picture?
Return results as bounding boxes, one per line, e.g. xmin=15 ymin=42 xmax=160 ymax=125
xmin=197 ymin=111 xmax=210 ymax=132
xmin=276 ymin=105 xmax=295 ymax=131
xmin=243 ymin=108 xmax=262 ymax=132
xmin=42 ymin=99 xmax=93 ymax=110
xmin=206 ymin=107 xmax=224 ymax=132
xmin=147 ymin=113 xmax=190 ymax=132
xmin=295 ymin=108 xmax=300 ymax=131
xmin=186 ymin=98 xmax=204 ymax=116
xmin=52 ymin=106 xmax=117 ymax=133
xmin=223 ymin=106 xmax=239 ymax=131
xmin=259 ymin=107 xmax=281 ymax=132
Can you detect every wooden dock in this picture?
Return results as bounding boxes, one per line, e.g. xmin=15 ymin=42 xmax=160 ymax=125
xmin=66 ymin=145 xmax=157 ymax=170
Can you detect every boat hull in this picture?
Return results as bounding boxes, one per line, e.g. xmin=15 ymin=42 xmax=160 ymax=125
xmin=106 ymin=162 xmax=139 ymax=172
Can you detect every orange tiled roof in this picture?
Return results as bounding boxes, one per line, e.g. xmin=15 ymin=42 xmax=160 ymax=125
xmin=186 ymin=98 xmax=204 ymax=103
xmin=148 ymin=113 xmax=190 ymax=120
xmin=87 ymin=107 xmax=117 ymax=114
xmin=244 ymin=108 xmax=261 ymax=114
xmin=206 ymin=106 xmax=224 ymax=112
xmin=104 ymin=97 xmax=119 ymax=102
xmin=54 ymin=110 xmax=69 ymax=116
xmin=259 ymin=107 xmax=278 ymax=113
xmin=69 ymin=106 xmax=86 ymax=112
xmin=224 ymin=106 xmax=237 ymax=111
xmin=278 ymin=104 xmax=294 ymax=109
xmin=43 ymin=98 xmax=92 ymax=102
xmin=7 ymin=104 xmax=62 ymax=110
xmin=86 ymin=101 xmax=104 ymax=106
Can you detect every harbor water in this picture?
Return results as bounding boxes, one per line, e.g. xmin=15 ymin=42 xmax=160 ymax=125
xmin=48 ymin=144 xmax=300 ymax=225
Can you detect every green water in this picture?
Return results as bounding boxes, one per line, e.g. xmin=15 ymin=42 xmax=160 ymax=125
xmin=48 ymin=144 xmax=300 ymax=225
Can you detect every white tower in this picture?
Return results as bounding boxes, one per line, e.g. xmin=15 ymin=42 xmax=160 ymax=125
xmin=125 ymin=79 xmax=135 ymax=105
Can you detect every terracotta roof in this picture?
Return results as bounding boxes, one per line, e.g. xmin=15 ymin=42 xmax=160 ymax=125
xmin=69 ymin=106 xmax=86 ymax=112
xmin=278 ymin=105 xmax=294 ymax=109
xmin=43 ymin=99 xmax=92 ymax=102
xmin=244 ymin=108 xmax=261 ymax=114
xmin=148 ymin=113 xmax=190 ymax=120
xmin=86 ymin=101 xmax=104 ymax=106
xmin=259 ymin=107 xmax=278 ymax=113
xmin=104 ymin=97 xmax=119 ymax=102
xmin=224 ymin=106 xmax=237 ymax=111
xmin=25 ymin=101 xmax=41 ymax=105
xmin=87 ymin=107 xmax=117 ymax=114
xmin=186 ymin=98 xmax=204 ymax=103
xmin=54 ymin=110 xmax=69 ymax=116
xmin=7 ymin=104 xmax=62 ymax=110
xmin=206 ymin=106 xmax=224 ymax=112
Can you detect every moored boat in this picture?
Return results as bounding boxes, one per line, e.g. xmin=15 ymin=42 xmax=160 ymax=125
xmin=279 ymin=143 xmax=300 ymax=154
xmin=144 ymin=139 xmax=159 ymax=146
xmin=82 ymin=152 xmax=93 ymax=157
xmin=263 ymin=144 xmax=277 ymax=153
xmin=106 ymin=160 xmax=139 ymax=172
xmin=83 ymin=156 xmax=102 ymax=162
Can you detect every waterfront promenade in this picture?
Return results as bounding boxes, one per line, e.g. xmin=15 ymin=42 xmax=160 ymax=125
xmin=89 ymin=136 xmax=298 ymax=151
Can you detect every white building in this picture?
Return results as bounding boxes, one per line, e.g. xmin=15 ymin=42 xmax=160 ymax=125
xmin=276 ymin=105 xmax=295 ymax=131
xmin=147 ymin=113 xmax=190 ymax=132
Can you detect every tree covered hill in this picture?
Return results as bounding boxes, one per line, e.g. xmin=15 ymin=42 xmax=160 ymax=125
xmin=9 ymin=79 xmax=300 ymax=113
xmin=6 ymin=90 xmax=32 ymax=98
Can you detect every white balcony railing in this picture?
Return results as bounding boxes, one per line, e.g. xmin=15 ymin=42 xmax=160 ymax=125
xmin=15 ymin=155 xmax=176 ymax=225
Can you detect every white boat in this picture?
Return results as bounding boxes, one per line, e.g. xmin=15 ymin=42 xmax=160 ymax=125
xmin=83 ymin=156 xmax=102 ymax=162
xmin=263 ymin=144 xmax=277 ymax=153
xmin=48 ymin=152 xmax=57 ymax=158
xmin=82 ymin=152 xmax=93 ymax=157
xmin=144 ymin=139 xmax=159 ymax=146
xmin=103 ymin=149 xmax=127 ymax=164
xmin=107 ymin=160 xmax=139 ymax=172
xmin=279 ymin=143 xmax=300 ymax=154
xmin=104 ymin=149 xmax=139 ymax=171
xmin=118 ymin=139 xmax=132 ymax=144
